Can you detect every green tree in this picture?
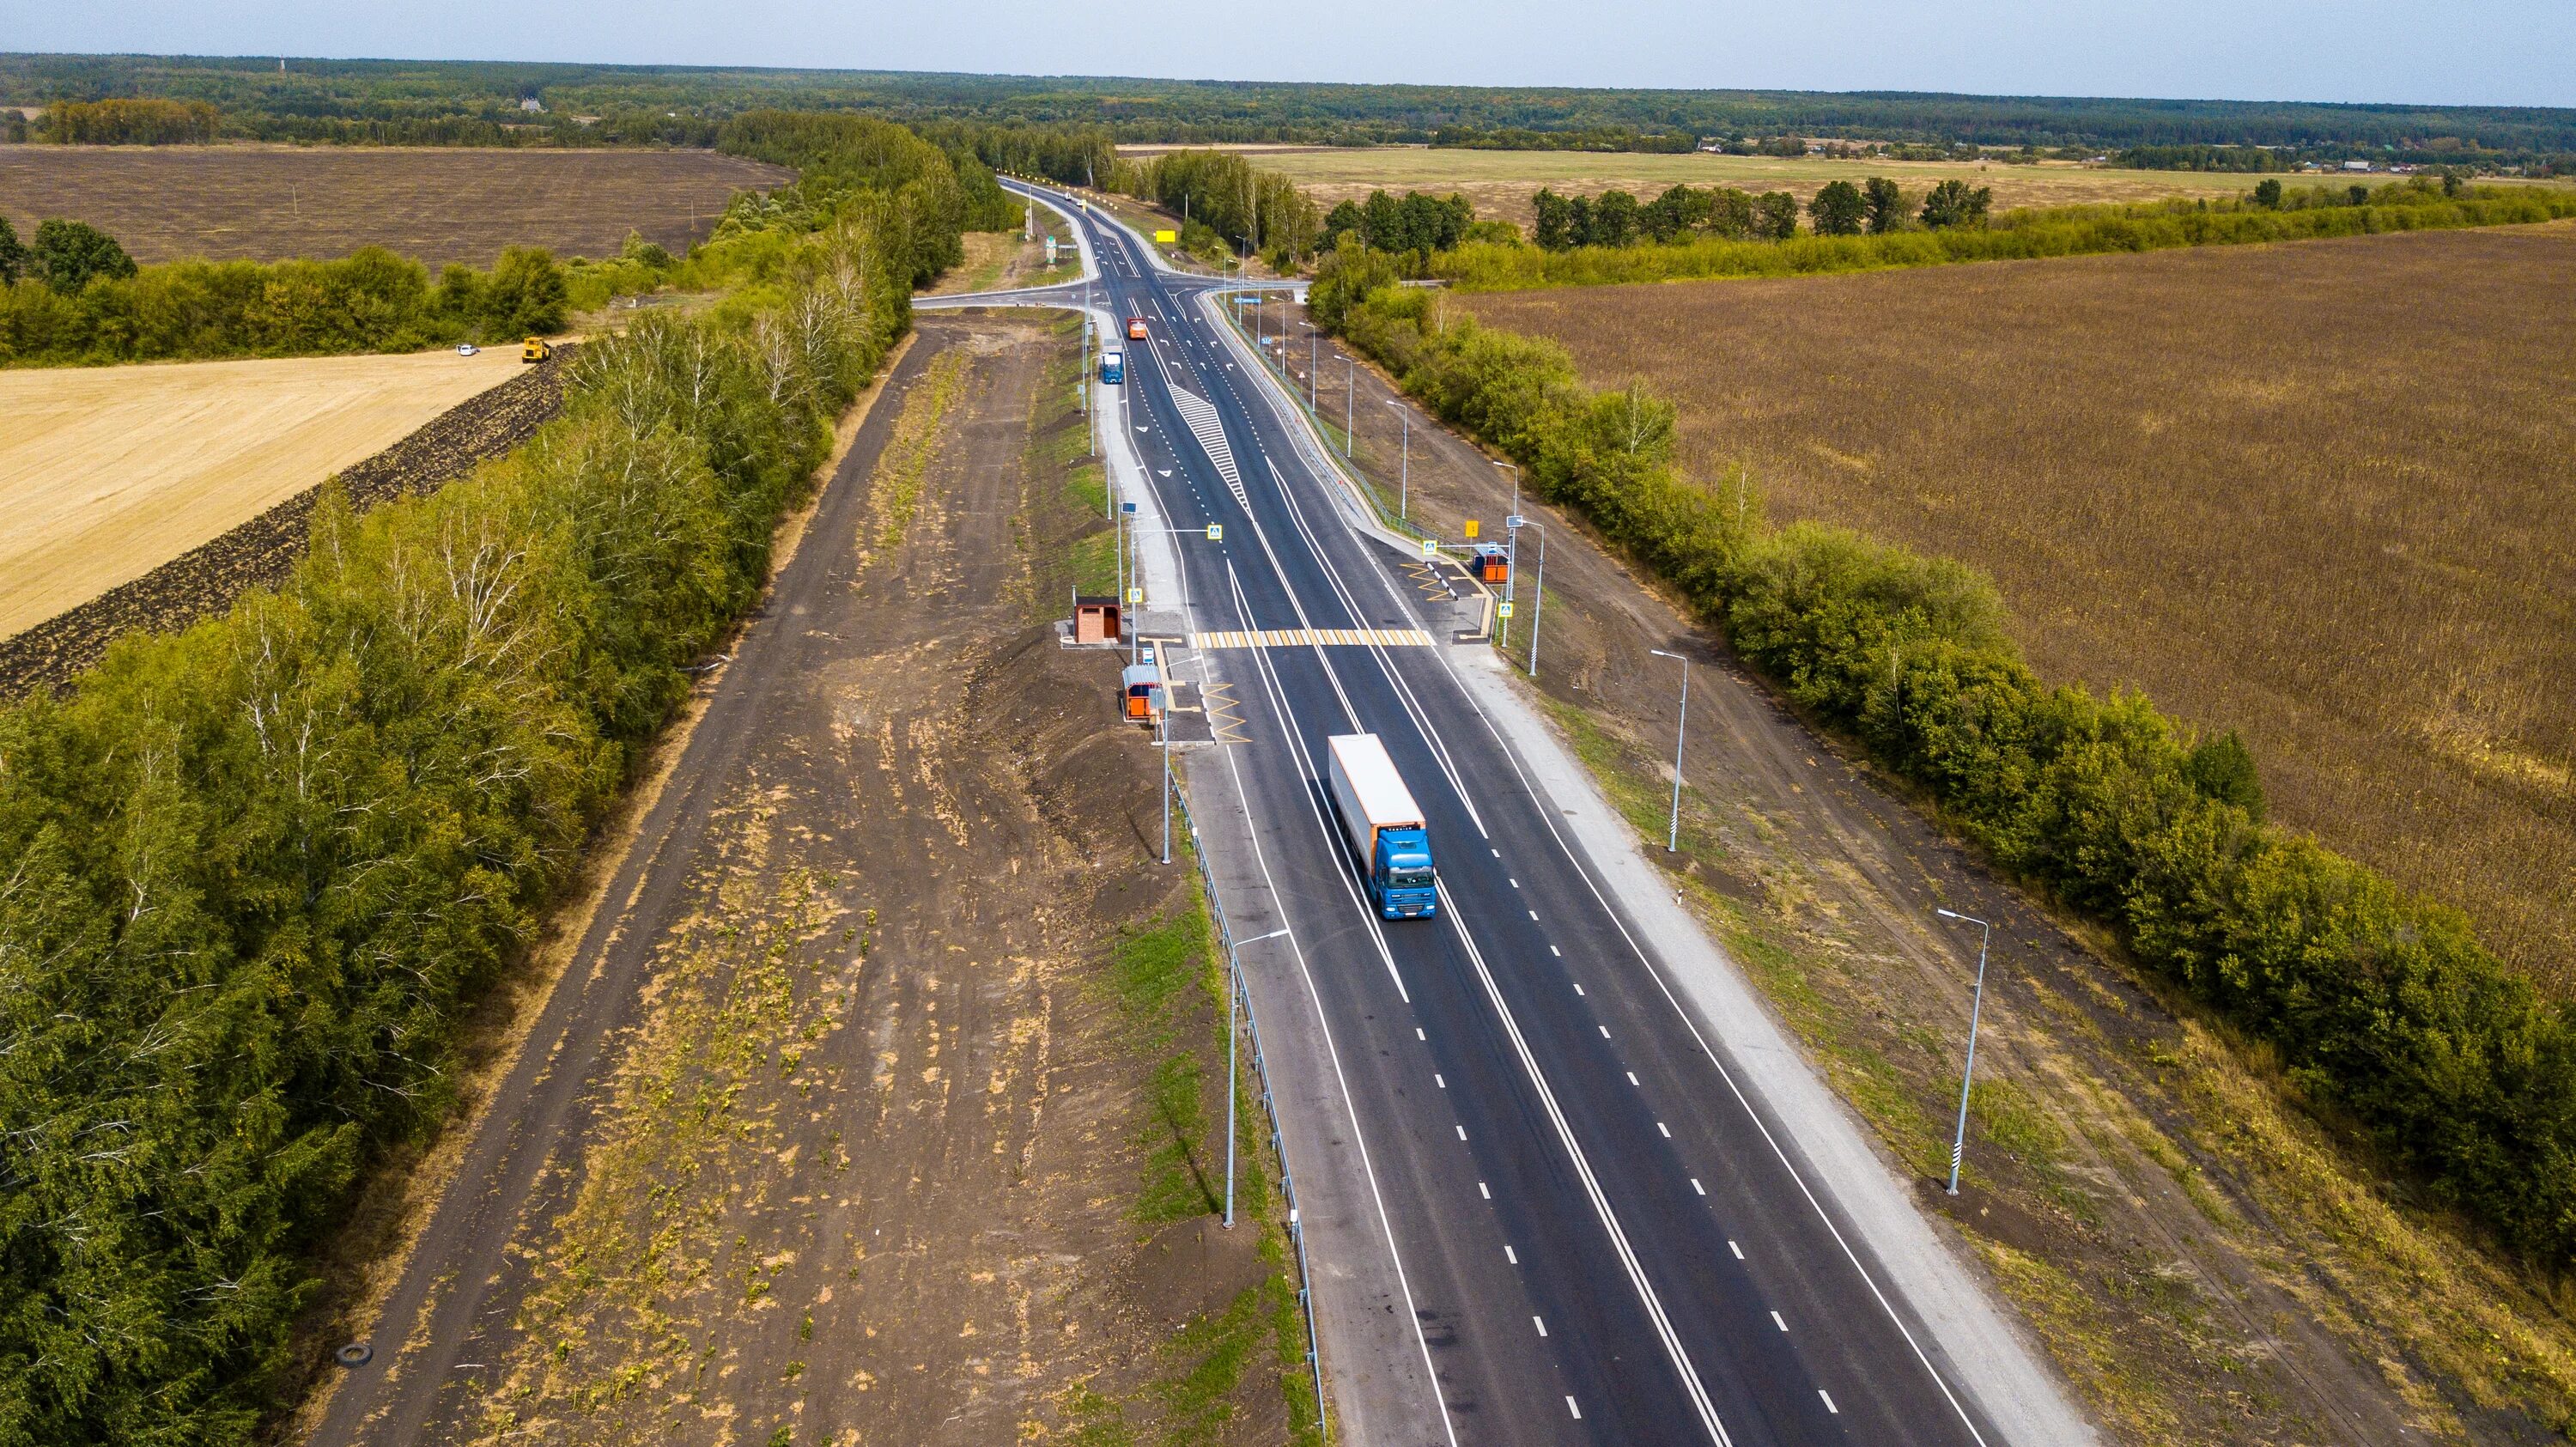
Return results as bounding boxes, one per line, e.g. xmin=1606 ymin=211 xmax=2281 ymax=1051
xmin=1862 ymin=176 xmax=1905 ymax=233
xmin=1808 ymin=180 xmax=1866 ymax=236
xmin=2348 ymin=184 xmax=2372 ymax=205
xmin=1589 ymin=189 xmax=1640 ymax=247
xmin=2252 ymin=178 xmax=2284 ymax=208
xmin=1532 ymin=187 xmax=1575 ymax=250
xmin=32 ymin=219 xmax=137 ymax=295
xmin=1753 ymin=191 xmax=1801 ymax=240
xmin=1321 ymin=198 xmax=1365 ymax=248
xmin=1917 ymin=179 xmax=1992 ymax=229
xmin=2185 ymin=730 xmax=2267 ymax=824
xmin=0 ymin=216 xmax=26 ymax=286
xmin=477 ymin=246 xmax=568 ymax=337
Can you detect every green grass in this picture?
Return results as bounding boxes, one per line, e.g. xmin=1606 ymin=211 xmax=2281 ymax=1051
xmin=1068 ymin=830 xmax=1322 ymax=1445
xmin=1024 ymin=323 xmax=1121 ymax=612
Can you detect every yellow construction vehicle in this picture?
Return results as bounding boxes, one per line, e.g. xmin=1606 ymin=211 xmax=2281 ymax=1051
xmin=520 ymin=337 xmax=552 ymax=363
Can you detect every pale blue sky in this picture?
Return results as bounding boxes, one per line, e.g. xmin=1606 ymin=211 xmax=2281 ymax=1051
xmin=9 ymin=0 xmax=2572 ymax=109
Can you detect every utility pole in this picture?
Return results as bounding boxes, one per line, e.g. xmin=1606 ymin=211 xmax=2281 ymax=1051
xmin=1649 ymin=648 xmax=1691 ymax=852
xmin=1159 ymin=706 xmax=1171 ymax=866
xmin=1936 ymin=909 xmax=1994 ymax=1196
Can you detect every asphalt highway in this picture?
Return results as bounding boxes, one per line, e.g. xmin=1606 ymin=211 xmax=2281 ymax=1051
xmin=963 ymin=183 xmax=2008 ymax=1447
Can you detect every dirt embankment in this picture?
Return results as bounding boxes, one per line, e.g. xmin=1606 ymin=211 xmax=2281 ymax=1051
xmin=0 ymin=351 xmax=572 ymax=702
xmin=388 ymin=315 xmax=1297 ymax=1446
xmin=1320 ymin=324 xmax=2576 ymax=1444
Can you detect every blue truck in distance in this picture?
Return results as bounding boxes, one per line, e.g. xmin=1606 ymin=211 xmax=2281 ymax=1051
xmin=1326 ymin=733 xmax=1437 ymax=919
xmin=1099 ymin=348 xmax=1124 ymax=384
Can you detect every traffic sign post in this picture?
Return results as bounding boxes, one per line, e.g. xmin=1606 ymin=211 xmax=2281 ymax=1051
xmin=1497 ymin=601 xmax=1515 ymax=618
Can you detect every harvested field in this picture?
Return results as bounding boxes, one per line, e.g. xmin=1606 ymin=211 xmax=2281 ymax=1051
xmin=1463 ymin=223 xmax=2576 ymax=986
xmin=0 ymin=349 xmax=570 ymax=697
xmin=1127 ymin=143 xmax=2312 ymax=234
xmin=0 ymin=143 xmax=790 ymax=268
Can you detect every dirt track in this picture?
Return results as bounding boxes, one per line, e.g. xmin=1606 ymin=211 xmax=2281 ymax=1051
xmin=306 ymin=314 xmax=1295 ymax=1447
xmin=0 ymin=351 xmax=571 ymax=700
xmin=1314 ymin=333 xmax=2550 ymax=1443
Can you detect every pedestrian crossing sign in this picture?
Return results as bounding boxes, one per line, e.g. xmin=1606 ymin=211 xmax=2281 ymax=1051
xmin=1498 ymin=601 xmax=1515 ymax=618
xmin=1128 ymin=587 xmax=1144 ymax=604
xmin=1421 ymin=538 xmax=1439 ymax=558
xmin=1206 ymin=525 xmax=1224 ymax=541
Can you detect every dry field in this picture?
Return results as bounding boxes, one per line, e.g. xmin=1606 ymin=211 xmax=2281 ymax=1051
xmin=0 ymin=143 xmax=791 ymax=268
xmin=1465 ymin=223 xmax=2576 ymax=988
xmin=0 ymin=349 xmax=526 ymax=637
xmin=1126 ymin=143 xmax=2296 ymax=234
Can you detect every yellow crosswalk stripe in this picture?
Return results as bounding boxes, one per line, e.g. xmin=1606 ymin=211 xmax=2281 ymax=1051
xmin=1188 ymin=628 xmax=1434 ymax=649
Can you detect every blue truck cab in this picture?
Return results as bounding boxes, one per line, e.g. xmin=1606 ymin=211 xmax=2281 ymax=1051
xmin=1099 ymin=348 xmax=1125 ymax=384
xmin=1369 ymin=826 xmax=1439 ymax=919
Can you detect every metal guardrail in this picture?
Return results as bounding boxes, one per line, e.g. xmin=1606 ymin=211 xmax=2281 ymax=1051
xmin=1169 ymin=775 xmax=1332 ymax=1439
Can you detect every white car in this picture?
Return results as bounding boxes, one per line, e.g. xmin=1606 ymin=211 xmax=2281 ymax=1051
xmin=456 ymin=343 xmax=479 ymax=356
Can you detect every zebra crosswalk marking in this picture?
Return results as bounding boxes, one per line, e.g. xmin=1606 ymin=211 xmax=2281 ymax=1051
xmin=1189 ymin=628 xmax=1435 ymax=649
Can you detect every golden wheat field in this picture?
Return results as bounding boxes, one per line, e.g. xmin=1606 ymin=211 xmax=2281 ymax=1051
xmin=1466 ymin=223 xmax=2576 ymax=986
xmin=0 ymin=349 xmax=526 ymax=638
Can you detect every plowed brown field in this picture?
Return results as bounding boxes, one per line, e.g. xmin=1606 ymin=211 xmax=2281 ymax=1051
xmin=0 ymin=144 xmax=790 ymax=267
xmin=1466 ymin=223 xmax=2576 ymax=986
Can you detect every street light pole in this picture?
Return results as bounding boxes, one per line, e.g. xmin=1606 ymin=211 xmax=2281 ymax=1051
xmin=1159 ymin=706 xmax=1171 ymax=865
xmin=1935 ymin=909 xmax=1993 ymax=1197
xmin=1649 ymin=648 xmax=1690 ymax=852
xmin=1498 ymin=462 xmax=1522 ymax=646
xmin=1303 ymin=323 xmax=1318 ymax=406
xmin=1516 ymin=520 xmax=1546 ymax=676
xmin=1342 ymin=355 xmax=1354 ymax=457
xmin=1224 ymin=936 xmax=1238 ymax=1228
xmin=1384 ymin=400 xmax=1411 ymax=520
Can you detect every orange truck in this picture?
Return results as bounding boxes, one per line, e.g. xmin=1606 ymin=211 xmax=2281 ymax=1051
xmin=1127 ymin=317 xmax=1149 ymax=341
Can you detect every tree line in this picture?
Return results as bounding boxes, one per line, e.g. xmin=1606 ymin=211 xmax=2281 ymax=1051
xmin=1110 ymin=148 xmax=1322 ymax=266
xmin=0 ymin=218 xmax=573 ymax=366
xmin=0 ymin=120 xmax=955 ymax=1445
xmin=13 ymin=54 xmax=2573 ymax=157
xmin=1424 ymin=179 xmax=2575 ymax=289
xmin=1311 ymin=264 xmax=2576 ymax=1288
xmin=33 ymin=98 xmax=221 ymax=144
